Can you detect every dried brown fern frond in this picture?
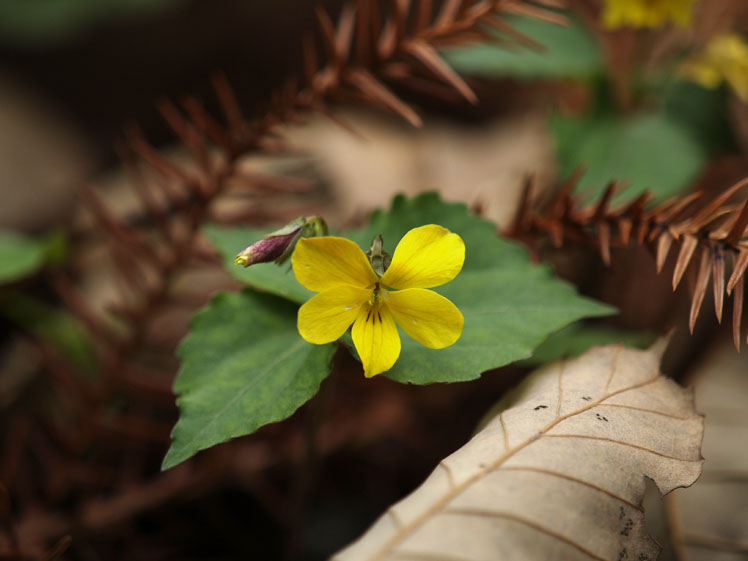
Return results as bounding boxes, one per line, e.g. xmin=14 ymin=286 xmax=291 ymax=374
xmin=272 ymin=0 xmax=567 ymax=127
xmin=508 ymin=175 xmax=748 ymax=350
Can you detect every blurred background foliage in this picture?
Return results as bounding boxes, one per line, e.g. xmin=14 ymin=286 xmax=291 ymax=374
xmin=443 ymin=14 xmax=604 ymax=79
xmin=0 ymin=0 xmax=186 ymax=47
xmin=1 ymin=0 xmax=748 ymax=559
xmin=445 ymin=9 xmax=739 ymax=203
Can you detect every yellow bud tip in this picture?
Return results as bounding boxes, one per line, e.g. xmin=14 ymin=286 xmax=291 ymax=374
xmin=234 ymin=251 xmax=251 ymax=267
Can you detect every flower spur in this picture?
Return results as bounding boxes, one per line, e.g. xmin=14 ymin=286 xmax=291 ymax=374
xmin=292 ymin=224 xmax=465 ymax=377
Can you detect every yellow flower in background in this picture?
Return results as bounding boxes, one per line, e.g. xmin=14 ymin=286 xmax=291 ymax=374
xmin=679 ymin=33 xmax=748 ymax=101
xmin=601 ymin=0 xmax=696 ymax=29
xmin=292 ymin=225 xmax=465 ymax=377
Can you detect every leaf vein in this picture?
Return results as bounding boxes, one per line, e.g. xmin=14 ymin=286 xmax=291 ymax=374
xmin=388 ymin=507 xmax=404 ymax=529
xmin=500 ymin=411 xmax=509 ymax=451
xmin=499 ymin=466 xmax=642 ymax=510
xmin=173 ymin=339 xmax=307 ymax=457
xmin=441 ymin=508 xmax=607 ymax=561
xmin=543 ymin=434 xmax=701 ymax=462
xmin=604 ymin=343 xmax=624 ymax=392
xmin=439 ymin=460 xmax=456 ymax=489
xmin=555 ymin=358 xmax=566 ymax=417
xmin=598 ymin=403 xmax=698 ymax=421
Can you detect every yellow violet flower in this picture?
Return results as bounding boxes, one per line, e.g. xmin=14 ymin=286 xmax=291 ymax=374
xmin=601 ymin=0 xmax=696 ymax=30
xmin=292 ymin=224 xmax=465 ymax=377
xmin=679 ymin=33 xmax=748 ymax=101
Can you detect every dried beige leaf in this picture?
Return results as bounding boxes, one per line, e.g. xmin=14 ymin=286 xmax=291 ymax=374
xmin=668 ymin=342 xmax=748 ymax=561
xmin=332 ymin=341 xmax=704 ymax=561
xmin=278 ymin=108 xmax=555 ymax=228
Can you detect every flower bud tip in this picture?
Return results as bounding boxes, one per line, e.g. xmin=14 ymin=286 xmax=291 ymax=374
xmin=234 ymin=252 xmax=251 ymax=267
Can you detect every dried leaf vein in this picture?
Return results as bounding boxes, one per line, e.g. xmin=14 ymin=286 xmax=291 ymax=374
xmin=441 ymin=508 xmax=608 ymax=561
xmin=498 ymin=466 xmax=643 ymax=510
xmin=543 ymin=434 xmax=701 ymax=462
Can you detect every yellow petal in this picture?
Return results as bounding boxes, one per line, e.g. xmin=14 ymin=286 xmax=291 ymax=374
xmin=680 ymin=61 xmax=722 ymax=89
xmin=679 ymin=33 xmax=748 ymax=100
xmin=725 ymin=68 xmax=748 ymax=101
xmin=386 ymin=288 xmax=464 ymax=349
xmin=601 ymin=0 xmax=695 ymax=29
xmin=380 ymin=225 xmax=465 ymax=289
xmin=298 ymin=285 xmax=372 ymax=344
xmin=352 ymin=304 xmax=401 ymax=378
xmin=292 ymin=237 xmax=378 ymax=292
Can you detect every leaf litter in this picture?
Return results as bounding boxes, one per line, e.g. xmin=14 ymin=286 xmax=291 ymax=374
xmin=333 ymin=340 xmax=704 ymax=561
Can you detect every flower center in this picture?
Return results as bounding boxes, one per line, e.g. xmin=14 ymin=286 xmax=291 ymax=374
xmin=368 ymin=283 xmax=389 ymax=307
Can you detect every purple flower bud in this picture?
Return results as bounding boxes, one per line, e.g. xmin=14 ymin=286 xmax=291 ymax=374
xmin=234 ymin=216 xmax=328 ymax=268
xmin=234 ymin=229 xmax=301 ymax=267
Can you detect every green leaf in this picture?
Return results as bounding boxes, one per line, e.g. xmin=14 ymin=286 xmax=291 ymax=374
xmin=346 ymin=193 xmax=615 ymax=384
xmin=551 ymin=112 xmax=707 ymax=203
xmin=204 ymin=224 xmax=312 ymax=304
xmin=163 ymin=290 xmax=335 ymax=470
xmin=0 ymin=230 xmax=47 ymax=285
xmin=522 ymin=323 xmax=655 ymax=366
xmin=442 ymin=14 xmax=602 ymax=80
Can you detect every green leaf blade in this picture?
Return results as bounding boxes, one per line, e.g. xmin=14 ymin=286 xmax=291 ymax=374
xmin=163 ymin=290 xmax=334 ymax=470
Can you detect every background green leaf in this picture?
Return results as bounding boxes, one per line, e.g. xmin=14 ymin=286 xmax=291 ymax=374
xmin=551 ymin=112 xmax=707 ymax=202
xmin=163 ymin=290 xmax=335 ymax=470
xmin=442 ymin=14 xmax=602 ymax=80
xmin=0 ymin=230 xmax=48 ymax=285
xmin=345 ymin=193 xmax=616 ymax=384
xmin=204 ymin=224 xmax=312 ymax=304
